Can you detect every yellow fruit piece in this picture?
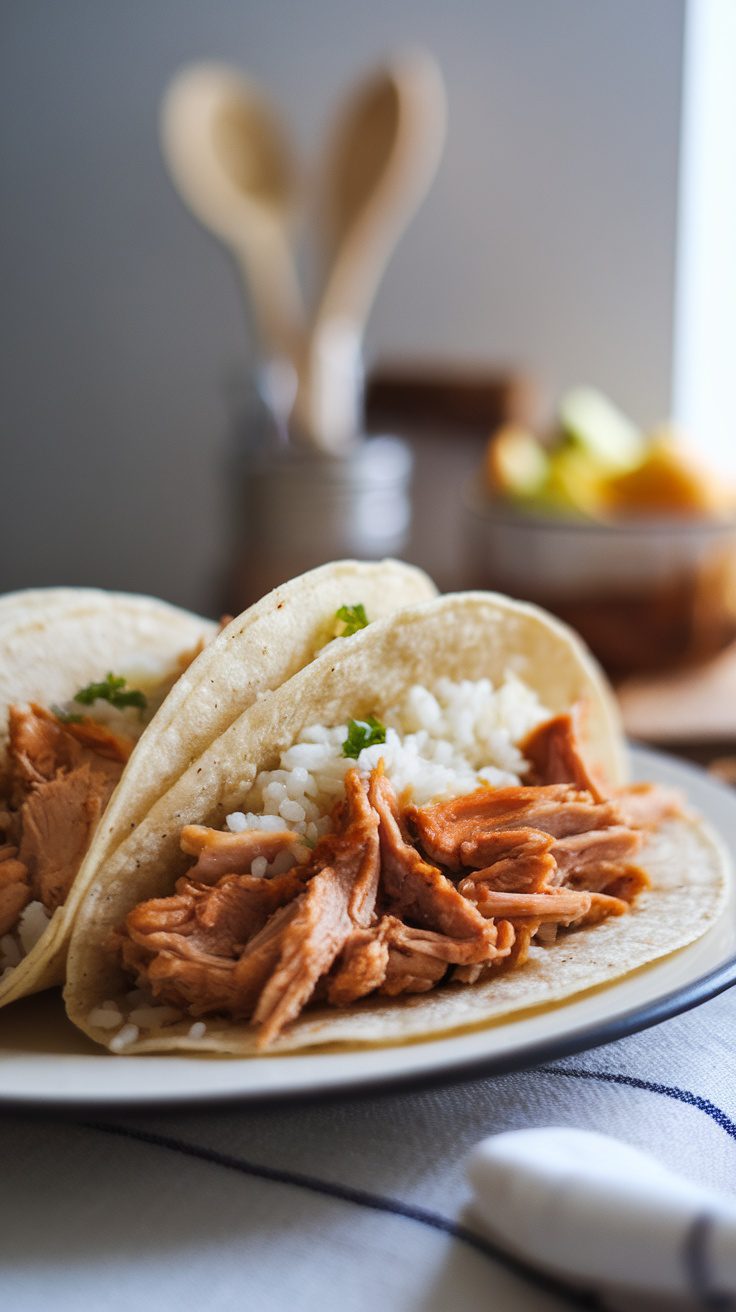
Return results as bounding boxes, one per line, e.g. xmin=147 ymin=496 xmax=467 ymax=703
xmin=485 ymin=425 xmax=549 ymax=499
xmin=604 ymin=435 xmax=728 ymax=516
xmin=533 ymin=447 xmax=608 ymax=517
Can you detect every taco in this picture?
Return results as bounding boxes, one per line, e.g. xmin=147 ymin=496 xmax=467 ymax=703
xmin=0 ymin=589 xmax=215 ymax=1005
xmin=0 ymin=562 xmax=434 ymax=1007
xmin=65 ymin=591 xmax=728 ymax=1055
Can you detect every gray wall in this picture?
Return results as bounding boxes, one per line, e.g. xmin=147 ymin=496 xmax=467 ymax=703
xmin=0 ymin=1 xmax=685 ymax=613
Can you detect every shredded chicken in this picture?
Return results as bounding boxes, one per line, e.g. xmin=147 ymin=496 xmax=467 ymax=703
xmin=122 ymin=879 xmax=305 ymax=1018
xmin=409 ymin=785 xmax=625 ymax=869
xmin=123 ymin=867 xmax=306 ymax=963
xmin=121 ymin=768 xmax=382 ymax=1044
xmin=459 ymin=880 xmax=593 ymax=925
xmin=20 ymin=764 xmax=116 ymax=910
xmin=0 ymin=704 xmax=127 ymax=936
xmin=60 ymin=717 xmax=133 ymax=764
xmin=370 ymin=768 xmax=497 ymax=944
xmin=551 ymin=825 xmax=641 ymax=876
xmin=329 ymin=912 xmax=515 ymax=1005
xmin=180 ymin=825 xmax=302 ymax=882
xmin=248 ymin=770 xmax=382 ymax=1046
xmin=115 ymin=704 xmax=673 ymax=1046
xmin=252 ymin=868 xmax=358 ymax=1046
xmin=8 ymin=703 xmax=126 ymax=794
xmin=521 ymin=710 xmax=605 ymax=800
xmin=327 ymin=925 xmax=391 ymax=1006
xmin=0 ymin=849 xmax=31 ymax=937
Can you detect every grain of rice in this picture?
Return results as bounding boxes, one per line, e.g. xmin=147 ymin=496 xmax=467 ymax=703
xmin=280 ymin=799 xmax=305 ymax=823
xmin=188 ymin=1021 xmax=207 ymax=1040
xmin=251 ymin=856 xmax=268 ymax=878
xmin=269 ymin=850 xmax=297 ymax=877
xmin=17 ymin=901 xmax=50 ymax=955
xmin=109 ymin=1023 xmax=140 ymax=1052
xmin=225 ymin=811 xmax=289 ymax=834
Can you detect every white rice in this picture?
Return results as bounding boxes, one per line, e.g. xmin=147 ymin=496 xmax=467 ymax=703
xmin=17 ymin=901 xmax=51 ymax=954
xmin=226 ymin=675 xmax=549 ymax=853
xmin=88 ymin=1002 xmax=124 ymax=1030
xmin=109 ymin=1023 xmax=140 ymax=1052
xmin=0 ymin=899 xmax=51 ymax=974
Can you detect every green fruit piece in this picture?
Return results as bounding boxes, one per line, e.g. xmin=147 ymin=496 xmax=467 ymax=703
xmin=559 ymin=386 xmax=644 ymax=473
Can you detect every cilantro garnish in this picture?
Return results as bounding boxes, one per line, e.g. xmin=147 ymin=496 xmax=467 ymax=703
xmin=51 ymin=704 xmax=83 ymax=725
xmin=335 ymin=603 xmax=369 ymax=637
xmin=74 ymin=672 xmax=147 ymax=713
xmin=342 ymin=715 xmax=386 ymax=759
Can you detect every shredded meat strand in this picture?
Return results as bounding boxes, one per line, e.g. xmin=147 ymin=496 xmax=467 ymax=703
xmin=521 ymin=709 xmax=605 ymax=800
xmin=180 ymin=825 xmax=302 ymax=881
xmin=409 ymin=786 xmax=625 ymax=868
xmin=252 ymin=867 xmax=356 ymax=1046
xmin=327 ymin=926 xmax=391 ymax=1006
xmin=459 ymin=880 xmax=593 ymax=924
xmin=60 ymin=717 xmax=133 ymax=763
xmin=370 ymin=769 xmax=496 ymax=943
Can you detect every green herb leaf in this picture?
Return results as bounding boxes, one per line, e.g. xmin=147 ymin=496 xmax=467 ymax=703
xmin=74 ymin=672 xmax=147 ymax=713
xmin=51 ymin=704 xmax=83 ymax=725
xmin=335 ymin=603 xmax=369 ymax=637
xmin=342 ymin=715 xmax=386 ymax=759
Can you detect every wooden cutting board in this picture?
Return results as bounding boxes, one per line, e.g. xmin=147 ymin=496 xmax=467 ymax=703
xmin=618 ymin=641 xmax=736 ymax=745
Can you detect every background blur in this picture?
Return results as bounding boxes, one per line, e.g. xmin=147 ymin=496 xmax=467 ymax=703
xmin=1 ymin=0 xmax=693 ymax=614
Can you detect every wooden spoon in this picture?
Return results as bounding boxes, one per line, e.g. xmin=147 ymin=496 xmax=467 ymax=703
xmin=160 ymin=62 xmax=303 ymax=363
xmin=292 ymin=51 xmax=447 ymax=452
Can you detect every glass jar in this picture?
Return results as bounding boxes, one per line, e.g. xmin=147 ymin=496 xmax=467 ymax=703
xmin=227 ymin=433 xmax=413 ymax=608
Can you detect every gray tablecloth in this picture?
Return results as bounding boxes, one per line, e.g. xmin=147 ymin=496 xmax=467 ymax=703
xmin=3 ymin=980 xmax=736 ymax=1311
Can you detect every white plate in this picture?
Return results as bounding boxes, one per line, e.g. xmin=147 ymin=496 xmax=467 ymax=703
xmin=1 ymin=747 xmax=734 ymax=1110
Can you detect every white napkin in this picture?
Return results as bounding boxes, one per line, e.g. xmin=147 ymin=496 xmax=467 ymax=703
xmin=468 ymin=1126 xmax=736 ymax=1307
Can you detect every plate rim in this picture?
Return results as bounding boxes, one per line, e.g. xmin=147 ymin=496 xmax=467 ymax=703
xmin=2 ymin=745 xmax=735 ymax=1115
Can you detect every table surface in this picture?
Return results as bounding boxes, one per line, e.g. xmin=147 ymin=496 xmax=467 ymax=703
xmin=618 ymin=643 xmax=736 ymax=804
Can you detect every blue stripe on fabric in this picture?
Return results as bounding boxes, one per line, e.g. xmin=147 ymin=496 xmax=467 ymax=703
xmin=539 ymin=1067 xmax=736 ymax=1142
xmin=82 ymin=1118 xmax=600 ymax=1311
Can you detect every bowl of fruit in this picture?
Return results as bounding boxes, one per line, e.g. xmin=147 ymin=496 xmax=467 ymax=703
xmin=465 ymin=388 xmax=736 ymax=677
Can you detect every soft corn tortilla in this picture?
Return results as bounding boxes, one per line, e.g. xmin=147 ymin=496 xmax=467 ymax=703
xmin=62 ymin=589 xmax=717 ymax=1057
xmin=0 ymin=589 xmax=216 ymax=1005
xmin=0 ymin=562 xmax=433 ymax=1005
